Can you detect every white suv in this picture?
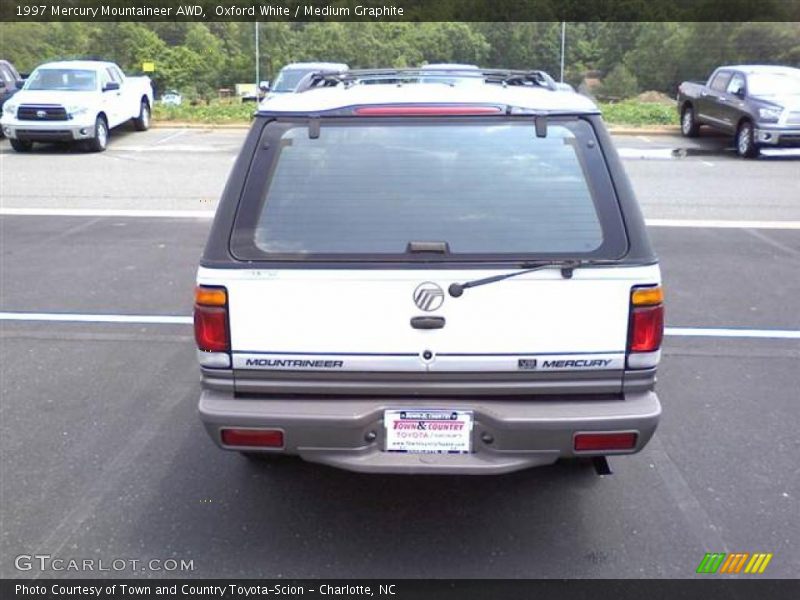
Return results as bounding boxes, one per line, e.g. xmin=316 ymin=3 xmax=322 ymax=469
xmin=194 ymin=69 xmax=664 ymax=475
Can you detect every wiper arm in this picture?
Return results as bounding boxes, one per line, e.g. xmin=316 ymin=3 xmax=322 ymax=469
xmin=448 ymin=260 xmax=583 ymax=298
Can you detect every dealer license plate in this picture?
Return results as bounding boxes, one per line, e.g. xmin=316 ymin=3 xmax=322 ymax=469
xmin=384 ymin=409 xmax=473 ymax=454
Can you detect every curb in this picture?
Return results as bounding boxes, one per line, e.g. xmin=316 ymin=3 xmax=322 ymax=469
xmin=608 ymin=127 xmax=681 ymax=136
xmin=151 ymin=121 xmax=250 ymax=129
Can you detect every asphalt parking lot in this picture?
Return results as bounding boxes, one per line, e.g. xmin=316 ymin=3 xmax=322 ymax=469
xmin=1 ymin=128 xmax=798 ymax=579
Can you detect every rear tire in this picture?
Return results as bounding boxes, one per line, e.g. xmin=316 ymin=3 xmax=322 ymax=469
xmin=86 ymin=116 xmax=108 ymax=152
xmin=680 ymin=105 xmax=700 ymax=137
xmin=10 ymin=138 xmax=33 ymax=152
xmin=133 ymin=99 xmax=150 ymax=131
xmin=736 ymin=120 xmax=759 ymax=158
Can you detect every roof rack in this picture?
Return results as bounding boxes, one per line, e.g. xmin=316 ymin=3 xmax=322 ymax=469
xmin=294 ymin=68 xmax=559 ymax=93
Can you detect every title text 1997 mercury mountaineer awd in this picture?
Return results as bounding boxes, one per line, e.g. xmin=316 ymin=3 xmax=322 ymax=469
xmin=194 ymin=69 xmax=664 ymax=475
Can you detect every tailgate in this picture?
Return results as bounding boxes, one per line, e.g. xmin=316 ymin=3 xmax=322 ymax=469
xmin=201 ymin=265 xmax=660 ymax=392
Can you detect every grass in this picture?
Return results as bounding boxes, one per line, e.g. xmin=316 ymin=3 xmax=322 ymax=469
xmin=151 ymin=98 xmax=679 ymax=128
xmin=599 ymin=100 xmax=679 ymax=127
xmin=152 ymin=100 xmax=255 ymax=124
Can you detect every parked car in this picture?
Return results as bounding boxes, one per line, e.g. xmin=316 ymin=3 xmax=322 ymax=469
xmin=0 ymin=59 xmax=24 ymax=117
xmin=160 ymin=90 xmax=182 ymax=106
xmin=264 ymin=62 xmax=349 ymax=99
xmin=677 ymin=65 xmax=800 ymax=157
xmin=194 ymin=68 xmax=664 ymax=475
xmin=0 ymin=60 xmax=153 ymax=152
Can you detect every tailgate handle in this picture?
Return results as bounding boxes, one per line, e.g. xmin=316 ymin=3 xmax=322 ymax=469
xmin=410 ymin=316 xmax=445 ymax=330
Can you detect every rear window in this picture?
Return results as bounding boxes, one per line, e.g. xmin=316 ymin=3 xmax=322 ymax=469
xmin=232 ymin=118 xmax=627 ymax=261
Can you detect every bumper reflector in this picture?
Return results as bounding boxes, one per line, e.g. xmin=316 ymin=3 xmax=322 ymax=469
xmin=221 ymin=429 xmax=284 ymax=448
xmin=574 ymin=432 xmax=637 ymax=452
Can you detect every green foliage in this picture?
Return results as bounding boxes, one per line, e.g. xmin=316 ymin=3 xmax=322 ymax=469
xmin=152 ymin=100 xmax=255 ymax=124
xmin=598 ymin=64 xmax=639 ymax=100
xmin=600 ymin=100 xmax=679 ymax=127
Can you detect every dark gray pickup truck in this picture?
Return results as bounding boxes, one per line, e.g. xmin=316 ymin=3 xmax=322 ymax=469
xmin=677 ymin=65 xmax=800 ymax=157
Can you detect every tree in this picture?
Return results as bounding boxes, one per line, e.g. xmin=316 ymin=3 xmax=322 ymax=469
xmin=598 ymin=64 xmax=639 ymax=100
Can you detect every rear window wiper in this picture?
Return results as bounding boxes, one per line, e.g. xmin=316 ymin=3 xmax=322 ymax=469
xmin=448 ymin=260 xmax=583 ymax=298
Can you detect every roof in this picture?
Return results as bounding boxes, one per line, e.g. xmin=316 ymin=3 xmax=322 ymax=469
xmin=421 ymin=63 xmax=480 ymax=70
xmin=34 ymin=60 xmax=116 ymax=72
xmin=719 ymin=65 xmax=800 ymax=76
xmin=280 ymin=62 xmax=349 ymax=71
xmin=257 ymin=80 xmax=599 ymax=115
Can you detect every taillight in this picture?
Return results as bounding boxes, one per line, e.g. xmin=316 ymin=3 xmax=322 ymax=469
xmin=627 ymin=285 xmax=664 ymax=368
xmin=630 ymin=306 xmax=664 ymax=352
xmin=194 ymin=285 xmax=229 ymax=353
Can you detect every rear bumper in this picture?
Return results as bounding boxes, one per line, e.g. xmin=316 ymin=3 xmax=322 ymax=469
xmin=198 ymin=389 xmax=661 ymax=474
xmin=754 ymin=126 xmax=800 ymax=147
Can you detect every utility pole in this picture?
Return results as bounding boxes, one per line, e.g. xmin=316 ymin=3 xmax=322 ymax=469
xmin=560 ymin=22 xmax=566 ymax=83
xmin=255 ymin=21 xmax=260 ymax=88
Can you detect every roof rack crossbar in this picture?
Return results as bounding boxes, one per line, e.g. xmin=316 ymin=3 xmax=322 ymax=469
xmin=293 ymin=68 xmax=559 ymax=93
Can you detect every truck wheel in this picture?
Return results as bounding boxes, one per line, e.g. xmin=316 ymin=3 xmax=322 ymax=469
xmin=133 ymin=100 xmax=150 ymax=131
xmin=86 ymin=116 xmax=108 ymax=152
xmin=680 ymin=105 xmax=699 ymax=137
xmin=736 ymin=121 xmax=759 ymax=159
xmin=10 ymin=138 xmax=33 ymax=152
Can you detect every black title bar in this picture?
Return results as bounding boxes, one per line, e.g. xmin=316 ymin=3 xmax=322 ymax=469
xmin=3 ymin=579 xmax=800 ymax=600
xmin=3 ymin=0 xmax=800 ymax=22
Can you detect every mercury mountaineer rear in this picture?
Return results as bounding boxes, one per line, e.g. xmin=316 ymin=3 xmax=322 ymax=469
xmin=195 ymin=69 xmax=664 ymax=475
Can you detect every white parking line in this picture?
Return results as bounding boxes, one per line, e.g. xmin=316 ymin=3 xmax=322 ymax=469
xmin=2 ymin=312 xmax=798 ymax=339
xmin=617 ymin=148 xmax=675 ymax=159
xmin=646 ymin=219 xmax=800 ymax=230
xmin=0 ymin=208 xmax=215 ymax=218
xmin=3 ymin=208 xmax=800 ymax=230
xmin=151 ymin=129 xmax=188 ymax=145
xmin=113 ymin=144 xmax=237 ymax=153
xmin=665 ymin=327 xmax=800 ymax=340
xmin=0 ymin=312 xmax=192 ymax=324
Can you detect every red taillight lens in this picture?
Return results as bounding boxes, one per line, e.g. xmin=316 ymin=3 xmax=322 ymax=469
xmin=194 ymin=305 xmax=229 ymax=352
xmin=630 ymin=305 xmax=664 ymax=352
xmin=574 ymin=432 xmax=637 ymax=452
xmin=221 ymin=429 xmax=284 ymax=448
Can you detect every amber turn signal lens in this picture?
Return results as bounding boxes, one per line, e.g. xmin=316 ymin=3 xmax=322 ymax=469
xmin=631 ymin=286 xmax=663 ymax=306
xmin=195 ymin=286 xmax=227 ymax=307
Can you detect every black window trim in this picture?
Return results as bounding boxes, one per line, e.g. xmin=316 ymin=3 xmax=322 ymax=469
xmin=228 ymin=115 xmax=630 ymax=265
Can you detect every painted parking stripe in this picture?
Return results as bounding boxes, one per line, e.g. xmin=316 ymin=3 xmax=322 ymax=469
xmin=0 ymin=312 xmax=192 ymax=324
xmin=3 ymin=208 xmax=800 ymax=231
xmin=1 ymin=312 xmax=798 ymax=339
xmin=0 ymin=208 xmax=216 ymax=218
xmin=647 ymin=218 xmax=800 ymax=230
xmin=665 ymin=327 xmax=800 ymax=339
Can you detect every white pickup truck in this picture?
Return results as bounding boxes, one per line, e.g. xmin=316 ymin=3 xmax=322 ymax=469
xmin=1 ymin=60 xmax=153 ymax=152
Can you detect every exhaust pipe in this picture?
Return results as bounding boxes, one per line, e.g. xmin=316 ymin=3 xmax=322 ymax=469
xmin=592 ymin=456 xmax=613 ymax=476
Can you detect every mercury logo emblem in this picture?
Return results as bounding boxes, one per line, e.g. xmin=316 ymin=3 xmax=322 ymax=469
xmin=36 ymin=110 xmax=46 ymax=118
xmin=413 ymin=282 xmax=444 ymax=312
